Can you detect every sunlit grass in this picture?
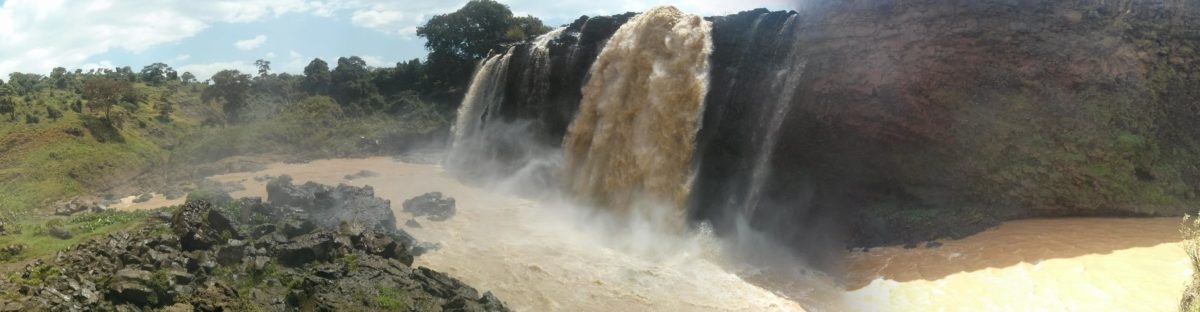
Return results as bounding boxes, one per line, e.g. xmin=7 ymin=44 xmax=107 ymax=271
xmin=1180 ymin=214 xmax=1200 ymax=312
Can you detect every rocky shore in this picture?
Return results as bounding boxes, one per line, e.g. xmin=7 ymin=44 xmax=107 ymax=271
xmin=0 ymin=177 xmax=506 ymax=311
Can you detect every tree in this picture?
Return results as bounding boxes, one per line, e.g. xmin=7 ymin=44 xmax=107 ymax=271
xmin=50 ymin=67 xmax=69 ymax=89
xmin=331 ymin=56 xmax=379 ymax=110
xmin=416 ymin=0 xmax=549 ymax=102
xmin=113 ymin=66 xmax=136 ymax=82
xmin=510 ymin=15 xmax=552 ymax=41
xmin=180 ymin=72 xmax=196 ymax=84
xmin=374 ymin=59 xmax=425 ymax=97
xmin=203 ymin=70 xmax=252 ymax=123
xmin=140 ymin=63 xmax=175 ymax=85
xmin=255 ymin=59 xmax=271 ymax=78
xmin=7 ymin=73 xmax=44 ymax=96
xmin=302 ymin=58 xmax=331 ymax=95
xmin=0 ymin=84 xmax=13 ymax=121
xmin=82 ymin=78 xmax=132 ymax=121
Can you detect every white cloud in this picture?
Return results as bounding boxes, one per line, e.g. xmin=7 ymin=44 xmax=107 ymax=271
xmin=177 ymin=61 xmax=256 ymax=81
xmin=235 ymin=34 xmax=268 ymax=50
xmin=175 ymin=54 xmax=191 ymax=61
xmin=0 ymin=0 xmax=335 ymax=75
xmin=0 ymin=0 xmax=792 ymax=75
xmin=265 ymin=52 xmax=277 ymax=59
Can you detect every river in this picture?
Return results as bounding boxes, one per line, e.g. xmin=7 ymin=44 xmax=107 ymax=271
xmin=111 ymin=157 xmax=1192 ymax=311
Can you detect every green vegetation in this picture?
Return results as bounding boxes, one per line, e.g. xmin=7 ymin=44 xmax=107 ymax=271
xmin=1182 ymin=214 xmax=1200 ymax=312
xmin=0 ymin=208 xmax=162 ymax=261
xmin=0 ymin=0 xmax=548 ymax=266
xmin=371 ymin=287 xmax=410 ymax=310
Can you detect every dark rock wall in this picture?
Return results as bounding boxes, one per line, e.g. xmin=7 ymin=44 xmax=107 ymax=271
xmin=466 ymin=0 xmax=1200 ymax=248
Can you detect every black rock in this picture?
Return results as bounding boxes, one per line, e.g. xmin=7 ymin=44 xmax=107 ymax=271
xmin=402 ymin=192 xmax=456 ymax=221
xmin=268 ymin=177 xmax=398 ymax=234
xmin=282 ymin=219 xmax=316 ymax=238
xmin=276 ymin=232 xmax=339 ymax=267
xmin=171 ymin=201 xmax=240 ymax=251
xmin=216 ymin=240 xmax=246 ymax=265
xmin=48 ymin=227 xmax=73 ymax=240
xmin=133 ymin=193 xmax=154 ymax=204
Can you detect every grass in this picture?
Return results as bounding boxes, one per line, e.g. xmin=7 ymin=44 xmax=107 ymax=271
xmin=0 ymin=208 xmax=161 ymax=262
xmin=1182 ymin=214 xmax=1200 ymax=312
xmin=0 ymin=84 xmax=446 ymax=266
xmin=371 ymin=287 xmax=410 ymax=310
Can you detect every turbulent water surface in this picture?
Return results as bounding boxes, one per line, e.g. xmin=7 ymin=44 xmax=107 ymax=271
xmin=118 ymin=157 xmax=1190 ymax=311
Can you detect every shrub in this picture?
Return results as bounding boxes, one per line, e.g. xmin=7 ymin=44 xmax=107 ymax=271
xmin=1181 ymin=214 xmax=1200 ymax=312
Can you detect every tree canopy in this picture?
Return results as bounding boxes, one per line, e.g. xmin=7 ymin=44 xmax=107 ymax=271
xmin=417 ymin=0 xmax=550 ymax=103
xmin=203 ymin=70 xmax=252 ymax=123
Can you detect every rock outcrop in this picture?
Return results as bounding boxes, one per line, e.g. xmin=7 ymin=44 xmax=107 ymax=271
xmin=403 ymin=192 xmax=457 ymax=221
xmin=0 ymin=182 xmax=508 ymax=311
xmin=450 ymin=1 xmax=1200 ymax=250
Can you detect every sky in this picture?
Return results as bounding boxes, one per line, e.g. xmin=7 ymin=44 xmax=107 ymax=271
xmin=0 ymin=0 xmax=795 ymax=80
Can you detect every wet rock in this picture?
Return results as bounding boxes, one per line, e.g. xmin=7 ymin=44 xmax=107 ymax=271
xmin=405 ymin=219 xmax=422 ymax=228
xmin=403 ymin=192 xmax=457 ymax=221
xmin=269 ymin=177 xmax=399 ymax=233
xmin=282 ymin=219 xmax=316 ymax=238
xmin=133 ymin=193 xmax=154 ymax=204
xmin=343 ymin=170 xmax=379 ymax=180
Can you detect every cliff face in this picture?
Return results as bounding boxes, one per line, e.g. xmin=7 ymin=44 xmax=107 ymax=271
xmin=745 ymin=0 xmax=1200 ymax=247
xmin=466 ymin=1 xmax=1200 ymax=249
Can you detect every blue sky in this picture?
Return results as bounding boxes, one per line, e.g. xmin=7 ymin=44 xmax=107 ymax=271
xmin=0 ymin=0 xmax=795 ymax=79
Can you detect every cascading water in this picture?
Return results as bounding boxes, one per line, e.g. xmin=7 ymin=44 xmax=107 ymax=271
xmin=562 ymin=6 xmax=713 ymax=222
xmin=449 ymin=48 xmax=514 ymax=153
xmin=736 ymin=14 xmax=803 ymax=218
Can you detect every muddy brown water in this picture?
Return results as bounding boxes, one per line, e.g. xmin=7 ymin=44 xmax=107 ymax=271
xmin=112 ymin=157 xmax=1191 ymax=311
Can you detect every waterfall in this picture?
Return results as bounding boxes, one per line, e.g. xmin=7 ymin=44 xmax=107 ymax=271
xmin=562 ymin=6 xmax=713 ymax=220
xmin=447 ymin=47 xmax=515 ymax=172
xmin=740 ymin=14 xmax=803 ymax=217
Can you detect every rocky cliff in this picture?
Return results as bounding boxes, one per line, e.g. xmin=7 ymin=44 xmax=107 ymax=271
xmin=459 ymin=0 xmax=1200 ymax=251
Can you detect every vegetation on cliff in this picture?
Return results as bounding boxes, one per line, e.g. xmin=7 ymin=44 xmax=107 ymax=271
xmin=0 ymin=0 xmax=547 ymax=264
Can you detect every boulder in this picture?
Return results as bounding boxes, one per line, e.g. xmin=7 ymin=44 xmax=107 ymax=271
xmin=53 ymin=199 xmax=100 ymax=216
xmin=276 ymin=232 xmax=339 ymax=267
xmin=403 ymin=192 xmax=457 ymax=221
xmin=216 ymin=240 xmax=246 ymax=265
xmin=133 ymin=193 xmax=153 ymax=204
xmin=269 ymin=177 xmax=398 ymax=233
xmin=48 ymin=227 xmax=72 ymax=240
xmin=343 ymin=170 xmax=379 ymax=180
xmin=171 ymin=201 xmax=240 ymax=251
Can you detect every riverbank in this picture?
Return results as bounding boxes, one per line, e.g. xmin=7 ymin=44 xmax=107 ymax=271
xmin=93 ymin=156 xmax=1193 ymax=311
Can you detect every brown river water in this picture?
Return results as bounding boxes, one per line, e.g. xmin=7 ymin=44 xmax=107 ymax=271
xmin=112 ymin=157 xmax=1191 ymax=311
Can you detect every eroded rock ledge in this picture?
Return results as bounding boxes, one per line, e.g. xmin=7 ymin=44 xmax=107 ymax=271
xmin=0 ymin=179 xmax=506 ymax=311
